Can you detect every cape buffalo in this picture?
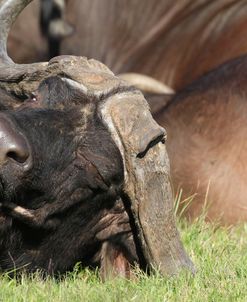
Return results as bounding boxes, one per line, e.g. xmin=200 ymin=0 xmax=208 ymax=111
xmin=0 ymin=0 xmax=194 ymax=278
xmin=7 ymin=0 xmax=247 ymax=225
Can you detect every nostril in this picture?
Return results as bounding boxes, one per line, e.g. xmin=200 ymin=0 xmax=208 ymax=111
xmin=0 ymin=115 xmax=31 ymax=167
xmin=7 ymin=149 xmax=29 ymax=164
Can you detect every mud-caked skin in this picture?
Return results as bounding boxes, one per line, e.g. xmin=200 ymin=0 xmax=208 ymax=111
xmin=0 ymin=77 xmax=138 ymax=275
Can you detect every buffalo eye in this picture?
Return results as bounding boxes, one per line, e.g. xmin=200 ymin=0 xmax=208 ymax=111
xmin=30 ymin=92 xmax=38 ymax=102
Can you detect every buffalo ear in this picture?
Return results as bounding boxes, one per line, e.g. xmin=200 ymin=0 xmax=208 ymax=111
xmin=100 ymin=91 xmax=194 ymax=275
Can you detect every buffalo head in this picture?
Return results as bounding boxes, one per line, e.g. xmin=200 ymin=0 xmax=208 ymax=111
xmin=0 ymin=0 xmax=194 ymax=279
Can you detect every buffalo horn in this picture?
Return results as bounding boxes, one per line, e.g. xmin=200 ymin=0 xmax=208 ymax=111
xmin=0 ymin=0 xmax=48 ymax=97
xmin=100 ymin=90 xmax=195 ymax=275
xmin=118 ymin=73 xmax=175 ymax=94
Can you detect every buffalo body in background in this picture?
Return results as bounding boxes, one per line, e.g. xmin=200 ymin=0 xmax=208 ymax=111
xmin=150 ymin=55 xmax=247 ymax=224
xmin=8 ymin=0 xmax=247 ymax=90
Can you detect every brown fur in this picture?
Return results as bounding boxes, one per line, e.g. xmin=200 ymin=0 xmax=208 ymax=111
xmin=8 ymin=0 xmax=247 ymax=89
xmin=8 ymin=1 xmax=48 ymax=63
xmin=151 ymin=55 xmax=247 ymax=224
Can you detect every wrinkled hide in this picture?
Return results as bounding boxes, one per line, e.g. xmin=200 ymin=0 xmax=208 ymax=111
xmin=0 ymin=79 xmax=132 ymax=274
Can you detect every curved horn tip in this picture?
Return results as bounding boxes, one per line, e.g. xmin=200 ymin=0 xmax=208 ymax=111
xmin=0 ymin=0 xmax=33 ymax=63
xmin=118 ymin=73 xmax=175 ymax=94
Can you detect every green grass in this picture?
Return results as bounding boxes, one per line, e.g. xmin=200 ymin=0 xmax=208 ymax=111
xmin=0 ymin=218 xmax=246 ymax=302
